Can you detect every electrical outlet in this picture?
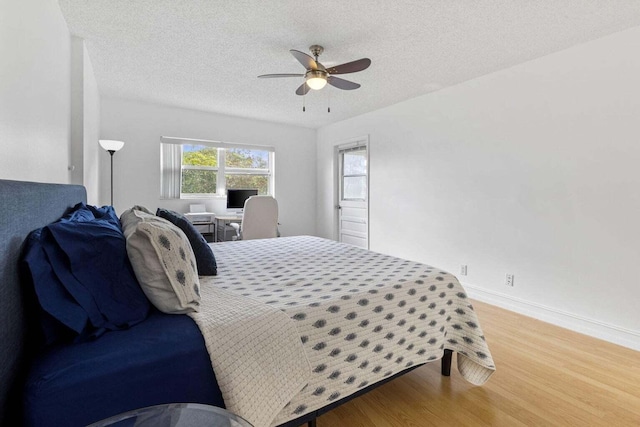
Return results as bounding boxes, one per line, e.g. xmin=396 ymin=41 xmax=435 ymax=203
xmin=460 ymin=265 xmax=468 ymax=276
xmin=506 ymin=274 xmax=514 ymax=287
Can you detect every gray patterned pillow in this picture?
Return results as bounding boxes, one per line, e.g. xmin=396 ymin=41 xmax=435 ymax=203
xmin=125 ymin=217 xmax=201 ymax=314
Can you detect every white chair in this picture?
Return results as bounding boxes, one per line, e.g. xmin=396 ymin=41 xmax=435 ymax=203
xmin=230 ymin=195 xmax=279 ymax=240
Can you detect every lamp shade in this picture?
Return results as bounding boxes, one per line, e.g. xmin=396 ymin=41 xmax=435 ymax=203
xmin=99 ymin=139 xmax=125 ymax=152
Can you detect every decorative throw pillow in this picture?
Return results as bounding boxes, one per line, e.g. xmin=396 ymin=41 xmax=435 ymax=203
xmin=120 ymin=206 xmax=158 ymax=238
xmin=124 ymin=216 xmax=201 ymax=314
xmin=156 ymin=208 xmax=217 ymax=276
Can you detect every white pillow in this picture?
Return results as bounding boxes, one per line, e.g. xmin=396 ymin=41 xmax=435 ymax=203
xmin=124 ymin=213 xmax=201 ymax=314
xmin=120 ymin=206 xmax=158 ymax=239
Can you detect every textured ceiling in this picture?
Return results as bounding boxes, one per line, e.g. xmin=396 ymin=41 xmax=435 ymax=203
xmin=58 ymin=1 xmax=640 ymax=129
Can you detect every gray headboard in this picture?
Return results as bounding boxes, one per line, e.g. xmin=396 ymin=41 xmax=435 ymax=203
xmin=0 ymin=179 xmax=86 ymax=424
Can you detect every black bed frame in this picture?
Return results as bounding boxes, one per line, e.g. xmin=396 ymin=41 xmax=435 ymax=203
xmin=281 ymin=349 xmax=452 ymax=427
xmin=0 ymin=179 xmax=452 ymax=426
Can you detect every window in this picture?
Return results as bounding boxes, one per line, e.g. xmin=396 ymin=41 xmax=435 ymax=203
xmin=224 ymin=147 xmax=271 ymax=195
xmin=341 ymin=147 xmax=367 ymax=201
xmin=181 ymin=145 xmax=218 ymax=196
xmin=160 ymin=137 xmax=274 ymax=199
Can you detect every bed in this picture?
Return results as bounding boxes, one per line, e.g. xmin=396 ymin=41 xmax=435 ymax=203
xmin=0 ymin=179 xmax=495 ymax=427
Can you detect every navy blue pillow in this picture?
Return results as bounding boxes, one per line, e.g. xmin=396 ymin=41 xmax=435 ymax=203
xmin=156 ymin=208 xmax=217 ymax=276
xmin=22 ymin=204 xmax=151 ymax=345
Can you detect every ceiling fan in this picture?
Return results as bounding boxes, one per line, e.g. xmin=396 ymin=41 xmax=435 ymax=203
xmin=258 ymin=45 xmax=371 ymax=96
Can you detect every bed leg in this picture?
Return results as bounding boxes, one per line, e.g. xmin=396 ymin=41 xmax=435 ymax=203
xmin=441 ymin=349 xmax=453 ymax=376
xmin=308 ymin=418 xmax=317 ymax=427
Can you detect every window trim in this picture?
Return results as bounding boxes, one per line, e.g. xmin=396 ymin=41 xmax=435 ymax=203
xmin=161 ymin=136 xmax=275 ymax=153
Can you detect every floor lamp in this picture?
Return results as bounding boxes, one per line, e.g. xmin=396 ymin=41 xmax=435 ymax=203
xmin=98 ymin=139 xmax=125 ymax=206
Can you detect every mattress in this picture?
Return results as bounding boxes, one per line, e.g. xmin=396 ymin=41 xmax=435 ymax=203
xmin=23 ymin=310 xmax=224 ymax=427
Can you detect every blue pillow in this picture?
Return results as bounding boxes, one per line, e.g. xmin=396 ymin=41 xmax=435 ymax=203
xmin=22 ymin=204 xmax=151 ymax=345
xmin=156 ymin=208 xmax=217 ymax=276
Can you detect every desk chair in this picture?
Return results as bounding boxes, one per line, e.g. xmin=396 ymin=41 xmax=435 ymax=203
xmin=230 ymin=195 xmax=279 ymax=240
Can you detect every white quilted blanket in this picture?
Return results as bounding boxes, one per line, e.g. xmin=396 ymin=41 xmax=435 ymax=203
xmin=199 ymin=236 xmax=495 ymax=426
xmin=188 ymin=286 xmax=310 ymax=427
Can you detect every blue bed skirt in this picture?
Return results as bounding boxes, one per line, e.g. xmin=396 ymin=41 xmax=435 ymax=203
xmin=23 ymin=310 xmax=224 ymax=426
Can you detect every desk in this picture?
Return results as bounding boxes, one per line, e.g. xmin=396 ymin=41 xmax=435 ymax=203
xmin=213 ymin=215 xmax=243 ymax=242
xmin=184 ymin=213 xmax=215 ymax=242
xmin=192 ymin=221 xmax=214 ymax=242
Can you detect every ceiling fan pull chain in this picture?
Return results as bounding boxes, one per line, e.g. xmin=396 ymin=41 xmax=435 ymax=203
xmin=303 ymin=89 xmax=306 ymax=112
xmin=328 ymin=89 xmax=331 ymax=113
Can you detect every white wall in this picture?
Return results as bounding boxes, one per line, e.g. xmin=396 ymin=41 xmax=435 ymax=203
xmin=0 ymin=0 xmax=71 ymax=183
xmin=69 ymin=35 xmax=102 ymax=202
xmin=317 ymin=26 xmax=640 ymax=349
xmin=81 ymin=42 xmax=101 ymax=204
xmin=100 ymin=97 xmax=317 ymax=237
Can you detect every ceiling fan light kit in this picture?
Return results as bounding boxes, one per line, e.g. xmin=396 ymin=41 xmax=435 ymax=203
xmin=258 ymin=45 xmax=371 ymax=111
xmin=305 ymin=70 xmax=328 ymax=90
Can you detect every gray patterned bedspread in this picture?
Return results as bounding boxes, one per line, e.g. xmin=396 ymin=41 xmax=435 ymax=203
xmin=201 ymin=236 xmax=495 ymax=426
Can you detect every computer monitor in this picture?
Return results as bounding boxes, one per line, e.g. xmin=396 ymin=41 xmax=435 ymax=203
xmin=226 ymin=189 xmax=258 ymax=212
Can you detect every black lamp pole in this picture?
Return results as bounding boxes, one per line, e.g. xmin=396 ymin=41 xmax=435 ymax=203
xmin=99 ymin=140 xmax=124 ymax=207
xmin=108 ymin=149 xmax=115 ymax=206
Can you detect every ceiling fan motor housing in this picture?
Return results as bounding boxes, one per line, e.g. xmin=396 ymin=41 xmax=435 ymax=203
xmin=306 ymin=69 xmax=328 ymax=80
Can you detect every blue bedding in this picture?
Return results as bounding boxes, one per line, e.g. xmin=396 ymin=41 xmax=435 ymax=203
xmin=23 ymin=310 xmax=224 ymax=426
xmin=22 ymin=203 xmax=151 ymax=345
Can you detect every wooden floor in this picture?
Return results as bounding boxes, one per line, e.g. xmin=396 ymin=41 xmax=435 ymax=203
xmin=313 ymin=301 xmax=640 ymax=426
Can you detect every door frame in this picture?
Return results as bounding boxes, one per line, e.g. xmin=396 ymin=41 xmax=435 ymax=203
xmin=334 ymin=135 xmax=370 ymax=249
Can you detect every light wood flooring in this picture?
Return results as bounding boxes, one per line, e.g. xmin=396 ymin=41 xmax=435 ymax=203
xmin=314 ymin=300 xmax=640 ymax=426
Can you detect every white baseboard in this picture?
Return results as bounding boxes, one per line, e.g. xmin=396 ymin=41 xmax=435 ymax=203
xmin=461 ymin=282 xmax=640 ymax=352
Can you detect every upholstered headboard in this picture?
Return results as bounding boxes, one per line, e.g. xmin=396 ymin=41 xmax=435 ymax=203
xmin=0 ymin=179 xmax=87 ymax=424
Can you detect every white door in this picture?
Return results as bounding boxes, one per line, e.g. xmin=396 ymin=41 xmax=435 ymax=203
xmin=337 ymin=142 xmax=369 ymax=249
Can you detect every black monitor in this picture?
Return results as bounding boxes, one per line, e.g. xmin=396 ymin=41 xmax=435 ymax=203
xmin=226 ymin=189 xmax=258 ymax=211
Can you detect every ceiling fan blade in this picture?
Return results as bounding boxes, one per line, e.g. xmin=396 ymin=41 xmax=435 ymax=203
xmin=328 ymin=76 xmax=361 ymax=90
xmin=290 ymin=49 xmax=324 ymax=70
xmin=295 ymin=82 xmax=311 ymax=96
xmin=258 ymin=73 xmax=304 ymax=78
xmin=326 ymin=58 xmax=371 ymax=75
